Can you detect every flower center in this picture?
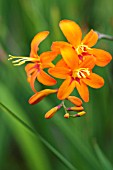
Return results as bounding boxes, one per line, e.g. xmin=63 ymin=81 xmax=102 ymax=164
xmin=72 ymin=68 xmax=90 ymax=79
xmin=76 ymin=44 xmax=91 ymax=55
xmin=8 ymin=55 xmax=40 ymax=66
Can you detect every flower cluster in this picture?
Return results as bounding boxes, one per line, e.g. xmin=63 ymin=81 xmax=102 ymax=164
xmin=9 ymin=19 xmax=112 ymax=119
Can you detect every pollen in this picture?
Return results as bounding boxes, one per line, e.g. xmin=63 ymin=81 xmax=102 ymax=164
xmin=72 ymin=68 xmax=90 ymax=79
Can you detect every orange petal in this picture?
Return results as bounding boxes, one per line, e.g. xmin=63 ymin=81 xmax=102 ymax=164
xmin=57 ymin=77 xmax=76 ymax=100
xmin=91 ymin=48 xmax=112 ymax=67
xmin=56 ymin=59 xmax=69 ymax=68
xmin=67 ymin=96 xmax=83 ymax=106
xmin=79 ymin=56 xmax=96 ymax=69
xmin=82 ymin=29 xmax=98 ymax=47
xmin=29 ymin=92 xmax=45 ymax=105
xmin=51 ymin=41 xmax=71 ymax=54
xmin=75 ymin=81 xmax=89 ymax=102
xmin=60 ymin=46 xmax=79 ymax=70
xmin=29 ymin=89 xmax=58 ymax=105
xmin=25 ymin=63 xmax=36 ymax=73
xmin=48 ymin=67 xmax=70 ymax=79
xmin=45 ymin=106 xmax=58 ymax=119
xmin=41 ymin=62 xmax=55 ymax=69
xmin=30 ymin=31 xmax=49 ymax=57
xmin=25 ymin=63 xmax=36 ymax=75
xmin=25 ymin=63 xmax=38 ymax=91
xmin=29 ymin=70 xmax=38 ymax=92
xmin=37 ymin=69 xmax=57 ymax=86
xmin=59 ymin=19 xmax=82 ymax=46
xmin=82 ymin=73 xmax=104 ymax=88
xmin=40 ymin=51 xmax=58 ymax=64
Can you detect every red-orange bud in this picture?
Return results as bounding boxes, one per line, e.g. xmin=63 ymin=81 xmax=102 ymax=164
xmin=67 ymin=96 xmax=82 ymax=106
xmin=29 ymin=89 xmax=58 ymax=105
xmin=64 ymin=113 xmax=70 ymax=118
xmin=45 ymin=107 xmax=58 ymax=119
xmin=45 ymin=104 xmax=62 ymax=119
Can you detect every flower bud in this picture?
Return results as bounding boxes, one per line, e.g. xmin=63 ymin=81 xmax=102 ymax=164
xmin=45 ymin=104 xmax=62 ymax=119
xmin=67 ymin=106 xmax=84 ymax=111
xmin=29 ymin=89 xmax=58 ymax=105
xmin=67 ymin=96 xmax=82 ymax=106
xmin=64 ymin=113 xmax=70 ymax=118
xmin=75 ymin=111 xmax=86 ymax=117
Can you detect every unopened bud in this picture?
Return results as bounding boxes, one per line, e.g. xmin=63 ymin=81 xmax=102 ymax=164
xmin=67 ymin=106 xmax=84 ymax=111
xmin=45 ymin=104 xmax=62 ymax=119
xmin=67 ymin=96 xmax=82 ymax=106
xmin=64 ymin=113 xmax=70 ymax=118
xmin=29 ymin=89 xmax=58 ymax=105
xmin=70 ymin=111 xmax=86 ymax=118
xmin=75 ymin=111 xmax=86 ymax=117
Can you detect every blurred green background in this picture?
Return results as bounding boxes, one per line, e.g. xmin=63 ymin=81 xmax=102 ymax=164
xmin=0 ymin=0 xmax=113 ymax=170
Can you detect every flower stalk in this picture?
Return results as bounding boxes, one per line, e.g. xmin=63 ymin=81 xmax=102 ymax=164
xmin=96 ymin=31 xmax=113 ymax=41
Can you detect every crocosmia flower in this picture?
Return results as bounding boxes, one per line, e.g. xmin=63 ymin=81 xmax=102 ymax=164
xmin=9 ymin=31 xmax=57 ymax=92
xmin=51 ymin=19 xmax=112 ymax=67
xmin=8 ymin=19 xmax=113 ymax=119
xmin=49 ymin=46 xmax=104 ymax=102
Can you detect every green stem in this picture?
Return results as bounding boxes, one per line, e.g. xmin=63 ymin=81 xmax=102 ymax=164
xmin=62 ymin=100 xmax=67 ymax=114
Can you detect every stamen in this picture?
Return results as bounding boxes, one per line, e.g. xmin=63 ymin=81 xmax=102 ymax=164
xmin=8 ymin=55 xmax=40 ymax=66
xmin=80 ymin=71 xmax=86 ymax=78
xmin=73 ymin=68 xmax=90 ymax=79
xmin=76 ymin=44 xmax=91 ymax=55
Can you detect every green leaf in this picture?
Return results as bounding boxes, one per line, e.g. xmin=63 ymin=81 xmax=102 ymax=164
xmin=0 ymin=102 xmax=77 ymax=170
xmin=94 ymin=141 xmax=113 ymax=170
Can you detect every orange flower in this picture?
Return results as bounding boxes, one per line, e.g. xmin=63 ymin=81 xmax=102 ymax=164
xmin=9 ymin=31 xmax=57 ymax=92
xmin=49 ymin=46 xmax=104 ymax=102
xmin=51 ymin=19 xmax=112 ymax=67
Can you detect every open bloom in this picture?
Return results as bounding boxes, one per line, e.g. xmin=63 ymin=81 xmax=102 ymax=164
xmin=9 ymin=31 xmax=57 ymax=92
xmin=49 ymin=46 xmax=104 ymax=102
xmin=51 ymin=19 xmax=112 ymax=67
